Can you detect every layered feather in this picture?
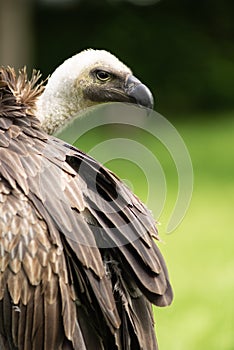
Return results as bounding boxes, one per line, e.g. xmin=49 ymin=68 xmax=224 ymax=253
xmin=0 ymin=67 xmax=173 ymax=349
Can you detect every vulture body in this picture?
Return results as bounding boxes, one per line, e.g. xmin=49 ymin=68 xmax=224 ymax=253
xmin=0 ymin=50 xmax=172 ymax=350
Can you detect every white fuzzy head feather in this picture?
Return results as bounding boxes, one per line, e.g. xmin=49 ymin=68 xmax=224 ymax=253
xmin=50 ymin=49 xmax=131 ymax=81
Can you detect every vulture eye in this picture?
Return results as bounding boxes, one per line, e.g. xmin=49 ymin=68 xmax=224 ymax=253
xmin=96 ymin=70 xmax=111 ymax=82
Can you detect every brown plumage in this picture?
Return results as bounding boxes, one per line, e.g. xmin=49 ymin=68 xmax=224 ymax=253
xmin=0 ymin=67 xmax=173 ymax=349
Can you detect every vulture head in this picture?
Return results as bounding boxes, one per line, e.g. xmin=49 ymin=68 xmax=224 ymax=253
xmin=36 ymin=49 xmax=154 ymax=134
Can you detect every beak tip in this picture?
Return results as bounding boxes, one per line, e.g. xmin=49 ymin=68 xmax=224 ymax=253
xmin=125 ymin=75 xmax=154 ymax=111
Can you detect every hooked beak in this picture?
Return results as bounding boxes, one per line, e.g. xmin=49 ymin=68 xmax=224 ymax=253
xmin=124 ymin=75 xmax=154 ymax=110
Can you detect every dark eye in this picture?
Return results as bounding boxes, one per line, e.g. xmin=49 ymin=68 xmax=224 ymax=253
xmin=96 ymin=70 xmax=111 ymax=82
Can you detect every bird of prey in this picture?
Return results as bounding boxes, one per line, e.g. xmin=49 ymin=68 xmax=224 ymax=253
xmin=0 ymin=50 xmax=173 ymax=350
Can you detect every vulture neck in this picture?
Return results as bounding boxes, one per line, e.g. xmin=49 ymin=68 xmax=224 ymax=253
xmin=36 ymin=78 xmax=83 ymax=135
xmin=35 ymin=56 xmax=90 ymax=135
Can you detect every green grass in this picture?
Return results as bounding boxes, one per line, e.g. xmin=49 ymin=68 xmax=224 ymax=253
xmin=155 ymin=115 xmax=234 ymax=350
xmin=72 ymin=112 xmax=234 ymax=349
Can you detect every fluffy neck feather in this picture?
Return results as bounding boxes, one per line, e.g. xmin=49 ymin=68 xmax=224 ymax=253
xmin=36 ymin=59 xmax=83 ymax=135
xmin=36 ymin=76 xmax=82 ymax=135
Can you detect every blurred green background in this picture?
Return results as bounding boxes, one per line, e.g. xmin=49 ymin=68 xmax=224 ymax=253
xmin=0 ymin=0 xmax=233 ymax=349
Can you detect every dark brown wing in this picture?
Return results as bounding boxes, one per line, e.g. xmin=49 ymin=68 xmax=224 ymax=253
xmin=63 ymin=144 xmax=173 ymax=306
xmin=0 ymin=67 xmax=172 ymax=350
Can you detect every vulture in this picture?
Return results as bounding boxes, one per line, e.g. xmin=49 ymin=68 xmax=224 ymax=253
xmin=0 ymin=49 xmax=173 ymax=350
